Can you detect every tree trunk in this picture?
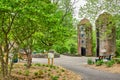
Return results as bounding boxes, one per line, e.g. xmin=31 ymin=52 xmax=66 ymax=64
xmin=27 ymin=52 xmax=32 ymax=68
xmin=25 ymin=48 xmax=32 ymax=68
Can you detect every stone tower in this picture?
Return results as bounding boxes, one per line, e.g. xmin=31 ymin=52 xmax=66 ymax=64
xmin=78 ymin=18 xmax=93 ymax=56
xmin=95 ymin=12 xmax=116 ymax=57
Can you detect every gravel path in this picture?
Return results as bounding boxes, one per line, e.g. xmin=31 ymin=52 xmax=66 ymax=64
xmin=32 ymin=55 xmax=120 ymax=80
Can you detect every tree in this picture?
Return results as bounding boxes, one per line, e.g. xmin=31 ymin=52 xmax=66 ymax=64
xmin=0 ymin=0 xmax=49 ymax=79
xmin=33 ymin=0 xmax=76 ymax=51
xmin=0 ymin=0 xmax=76 ymax=79
xmin=79 ymin=0 xmax=120 ymax=22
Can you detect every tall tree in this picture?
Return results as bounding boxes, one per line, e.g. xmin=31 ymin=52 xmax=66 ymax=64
xmin=0 ymin=0 xmax=50 ymax=79
xmin=79 ymin=0 xmax=120 ymax=22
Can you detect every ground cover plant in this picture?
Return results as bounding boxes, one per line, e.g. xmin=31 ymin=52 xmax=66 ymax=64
xmin=0 ymin=63 xmax=81 ymax=80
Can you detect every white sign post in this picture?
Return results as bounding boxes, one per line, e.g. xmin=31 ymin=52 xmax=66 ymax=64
xmin=48 ymin=53 xmax=54 ymax=65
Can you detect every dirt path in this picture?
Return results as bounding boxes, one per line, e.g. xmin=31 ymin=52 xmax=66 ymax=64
xmin=32 ymin=55 xmax=120 ymax=80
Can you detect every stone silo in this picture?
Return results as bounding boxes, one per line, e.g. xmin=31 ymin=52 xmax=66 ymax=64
xmin=78 ymin=18 xmax=93 ymax=56
xmin=95 ymin=12 xmax=116 ymax=57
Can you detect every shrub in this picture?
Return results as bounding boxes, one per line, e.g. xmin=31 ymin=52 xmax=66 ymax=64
xmin=49 ymin=65 xmax=56 ymax=69
xmin=38 ymin=70 xmax=44 ymax=75
xmin=111 ymin=60 xmax=115 ymax=64
xmin=115 ymin=57 xmax=120 ymax=64
xmin=42 ymin=64 xmax=46 ymax=66
xmin=116 ymin=40 xmax=120 ymax=57
xmin=45 ymin=64 xmax=49 ymax=67
xmin=24 ymin=63 xmax=27 ymax=67
xmin=55 ymin=46 xmax=69 ymax=54
xmin=116 ymin=59 xmax=120 ymax=64
xmin=51 ymin=76 xmax=59 ymax=80
xmin=48 ymin=68 xmax=51 ymax=71
xmin=34 ymin=72 xmax=38 ymax=76
xmin=34 ymin=63 xmax=41 ymax=66
xmin=61 ymin=69 xmax=65 ymax=72
xmin=96 ymin=60 xmax=103 ymax=66
xmin=18 ymin=70 xmax=22 ymax=75
xmin=70 ymin=46 xmax=77 ymax=54
xmin=24 ymin=70 xmax=29 ymax=76
xmin=106 ymin=61 xmax=114 ymax=67
xmin=87 ymin=58 xmax=94 ymax=65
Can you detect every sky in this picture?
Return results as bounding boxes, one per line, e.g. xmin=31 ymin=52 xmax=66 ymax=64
xmin=71 ymin=0 xmax=86 ymax=20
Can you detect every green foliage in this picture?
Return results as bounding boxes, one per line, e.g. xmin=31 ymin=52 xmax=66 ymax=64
xmin=116 ymin=59 xmax=120 ymax=64
xmin=70 ymin=45 xmax=77 ymax=54
xmin=34 ymin=70 xmax=44 ymax=76
xmin=111 ymin=60 xmax=115 ymax=64
xmin=116 ymin=40 xmax=120 ymax=57
xmin=24 ymin=70 xmax=30 ymax=76
xmin=92 ymin=31 xmax=96 ymax=55
xmin=42 ymin=64 xmax=46 ymax=67
xmin=48 ymin=68 xmax=51 ymax=71
xmin=106 ymin=60 xmax=115 ymax=67
xmin=34 ymin=72 xmax=38 ymax=76
xmin=55 ymin=46 xmax=69 ymax=54
xmin=34 ymin=63 xmax=41 ymax=66
xmin=79 ymin=0 xmax=120 ymax=21
xmin=51 ymin=76 xmax=59 ymax=80
xmin=0 ymin=0 xmax=75 ymax=78
xmin=96 ymin=60 xmax=104 ymax=66
xmin=38 ymin=70 xmax=44 ymax=75
xmin=18 ymin=70 xmax=22 ymax=75
xmin=49 ymin=65 xmax=56 ymax=69
xmin=115 ymin=56 xmax=120 ymax=64
xmin=87 ymin=58 xmax=94 ymax=65
xmin=45 ymin=64 xmax=49 ymax=67
xmin=24 ymin=64 xmax=27 ymax=67
xmin=115 ymin=14 xmax=120 ymax=57
xmin=61 ymin=69 xmax=65 ymax=72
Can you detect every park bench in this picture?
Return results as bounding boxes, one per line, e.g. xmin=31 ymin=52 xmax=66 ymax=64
xmin=95 ymin=54 xmax=113 ymax=62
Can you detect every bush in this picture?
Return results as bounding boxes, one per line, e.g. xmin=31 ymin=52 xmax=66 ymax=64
xmin=55 ymin=46 xmax=69 ymax=54
xmin=24 ymin=63 xmax=27 ymax=67
xmin=116 ymin=59 xmax=120 ymax=64
xmin=24 ymin=70 xmax=29 ymax=76
xmin=96 ymin=60 xmax=103 ymax=66
xmin=38 ymin=70 xmax=44 ymax=75
xmin=115 ymin=57 xmax=120 ymax=64
xmin=87 ymin=58 xmax=94 ymax=65
xmin=70 ymin=46 xmax=77 ymax=54
xmin=18 ymin=70 xmax=22 ymax=75
xmin=51 ymin=76 xmax=59 ymax=80
xmin=111 ymin=60 xmax=115 ymax=64
xmin=106 ymin=60 xmax=115 ymax=67
xmin=34 ymin=72 xmax=38 ymax=76
xmin=116 ymin=40 xmax=120 ymax=57
xmin=34 ymin=63 xmax=41 ymax=66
